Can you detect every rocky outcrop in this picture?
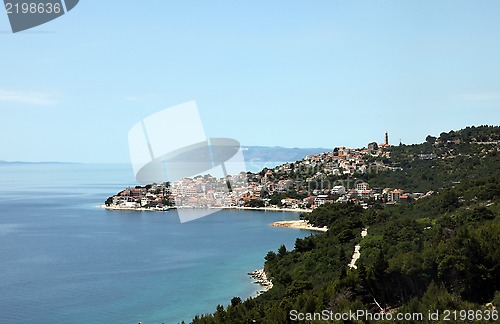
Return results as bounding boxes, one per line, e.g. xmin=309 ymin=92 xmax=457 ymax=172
xmin=248 ymin=269 xmax=273 ymax=293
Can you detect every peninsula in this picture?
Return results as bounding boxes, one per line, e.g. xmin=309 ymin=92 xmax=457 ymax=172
xmin=104 ymin=131 xmax=435 ymax=214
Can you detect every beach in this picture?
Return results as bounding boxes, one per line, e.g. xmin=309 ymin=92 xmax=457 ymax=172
xmin=270 ymin=220 xmax=328 ymax=232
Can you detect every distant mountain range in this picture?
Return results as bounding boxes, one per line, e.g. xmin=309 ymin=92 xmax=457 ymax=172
xmin=0 ymin=146 xmax=331 ymax=165
xmin=0 ymin=160 xmax=77 ymax=165
xmin=241 ymin=146 xmax=331 ymax=163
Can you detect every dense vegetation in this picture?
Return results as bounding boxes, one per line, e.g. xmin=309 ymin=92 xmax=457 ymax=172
xmin=189 ymin=126 xmax=499 ymax=323
xmin=363 ymin=125 xmax=500 ymax=192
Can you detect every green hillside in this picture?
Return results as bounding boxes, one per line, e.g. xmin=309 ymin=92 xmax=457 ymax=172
xmin=362 ymin=125 xmax=500 ymax=192
xmin=190 ymin=126 xmax=499 ymax=323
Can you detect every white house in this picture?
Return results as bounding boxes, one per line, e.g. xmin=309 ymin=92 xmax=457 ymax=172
xmin=331 ymin=186 xmax=346 ymax=195
xmin=356 ymin=182 xmax=369 ymax=192
xmin=314 ymin=195 xmax=329 ymax=207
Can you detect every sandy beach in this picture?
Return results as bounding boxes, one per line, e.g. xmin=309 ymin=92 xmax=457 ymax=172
xmin=270 ymin=220 xmax=328 ymax=232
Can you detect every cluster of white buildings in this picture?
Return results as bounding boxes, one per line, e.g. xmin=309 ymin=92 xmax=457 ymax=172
xmin=108 ymin=136 xmax=431 ymax=210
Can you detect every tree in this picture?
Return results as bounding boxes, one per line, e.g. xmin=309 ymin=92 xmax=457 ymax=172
xmin=278 ymin=244 xmax=287 ymax=256
xmin=265 ymin=251 xmax=277 ymax=262
xmin=426 ymin=135 xmax=437 ymax=144
xmin=440 ymin=191 xmax=460 ymax=212
xmin=295 ymin=237 xmax=315 ymax=252
xmin=230 ymin=297 xmax=242 ymax=307
xmin=105 ymin=196 xmax=114 ymax=206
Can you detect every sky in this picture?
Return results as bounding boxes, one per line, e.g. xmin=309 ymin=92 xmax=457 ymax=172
xmin=0 ymin=0 xmax=499 ymax=163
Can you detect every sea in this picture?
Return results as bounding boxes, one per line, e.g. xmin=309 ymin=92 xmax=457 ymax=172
xmin=0 ymin=163 xmax=312 ymax=324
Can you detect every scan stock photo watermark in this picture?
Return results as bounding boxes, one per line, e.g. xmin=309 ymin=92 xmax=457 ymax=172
xmin=3 ymin=0 xmax=79 ymax=33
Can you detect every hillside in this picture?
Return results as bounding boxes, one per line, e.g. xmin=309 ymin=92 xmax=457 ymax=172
xmin=190 ymin=126 xmax=499 ymax=323
xmin=363 ymin=125 xmax=500 ymax=192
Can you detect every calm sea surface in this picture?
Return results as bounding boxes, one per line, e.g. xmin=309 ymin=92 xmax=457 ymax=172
xmin=0 ymin=164 xmax=311 ymax=323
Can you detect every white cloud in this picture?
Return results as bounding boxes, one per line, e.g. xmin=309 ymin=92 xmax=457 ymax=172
xmin=456 ymin=91 xmax=500 ymax=101
xmin=0 ymin=89 xmax=60 ymax=106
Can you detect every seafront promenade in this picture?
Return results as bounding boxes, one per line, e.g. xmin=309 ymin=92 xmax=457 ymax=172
xmin=99 ymin=204 xmax=312 ymax=213
xmin=217 ymin=206 xmax=312 ymax=213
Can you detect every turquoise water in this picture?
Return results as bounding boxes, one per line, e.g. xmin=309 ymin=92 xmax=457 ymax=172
xmin=0 ymin=164 xmax=311 ymax=323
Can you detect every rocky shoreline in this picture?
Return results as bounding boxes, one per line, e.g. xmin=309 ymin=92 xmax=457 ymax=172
xmin=248 ymin=269 xmax=273 ymax=294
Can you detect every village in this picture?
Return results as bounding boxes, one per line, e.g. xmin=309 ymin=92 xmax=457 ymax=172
xmin=104 ymin=133 xmax=434 ymax=212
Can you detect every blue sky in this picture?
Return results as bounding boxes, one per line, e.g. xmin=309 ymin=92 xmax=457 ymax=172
xmin=1 ymin=1 xmax=499 ymax=163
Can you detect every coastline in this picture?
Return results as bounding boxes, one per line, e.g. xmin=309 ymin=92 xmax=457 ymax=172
xmin=216 ymin=206 xmax=312 ymax=213
xmin=97 ymin=205 xmax=170 ymax=212
xmin=99 ymin=205 xmax=312 ymax=213
xmin=248 ymin=269 xmax=273 ymax=296
xmin=270 ymin=220 xmax=328 ymax=232
xmin=100 ymin=204 xmax=326 ymax=232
